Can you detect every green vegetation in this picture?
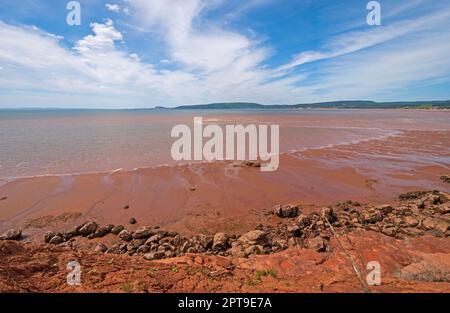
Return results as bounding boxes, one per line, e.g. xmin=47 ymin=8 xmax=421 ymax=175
xmin=121 ymin=283 xmax=134 ymax=293
xmin=255 ymin=269 xmax=278 ymax=280
xmin=171 ymin=100 xmax=450 ymax=110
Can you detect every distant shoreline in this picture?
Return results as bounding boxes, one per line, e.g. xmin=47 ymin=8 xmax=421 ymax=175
xmin=1 ymin=100 xmax=450 ymax=111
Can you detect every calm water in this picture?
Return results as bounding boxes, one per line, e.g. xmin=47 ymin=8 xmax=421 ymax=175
xmin=1 ymin=108 xmax=449 ymax=182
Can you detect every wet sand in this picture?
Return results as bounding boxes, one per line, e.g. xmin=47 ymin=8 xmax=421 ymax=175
xmin=1 ymin=127 xmax=449 ymax=239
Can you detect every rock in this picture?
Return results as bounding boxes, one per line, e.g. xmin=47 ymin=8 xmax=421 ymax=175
xmin=287 ymin=225 xmax=301 ymax=237
xmin=402 ymin=227 xmax=423 ymax=237
xmin=187 ymin=247 xmax=198 ymax=253
xmin=111 ymin=225 xmax=125 ymax=235
xmin=362 ymin=211 xmax=383 ymax=224
xmin=378 ymin=205 xmax=394 ymax=215
xmin=212 ymin=232 xmax=229 ymax=251
xmin=61 ymin=230 xmax=76 ymax=240
xmin=93 ymin=226 xmax=110 ymax=238
xmin=321 ymin=207 xmax=337 ymax=223
xmin=136 ymin=245 xmax=150 ymax=254
xmin=127 ymin=239 xmax=145 ymax=251
xmin=381 ymin=225 xmax=397 ymax=237
xmin=132 ymin=226 xmax=153 ymax=239
xmin=228 ymin=245 xmax=247 ymax=258
xmin=435 ymin=221 xmax=449 ymax=233
xmin=129 ymin=217 xmax=137 ymax=225
xmin=242 ymin=161 xmax=261 ymax=168
xmin=272 ymin=204 xmax=300 ymax=218
xmin=399 ymin=191 xmax=428 ymax=201
xmin=44 ymin=231 xmax=57 ymax=243
xmin=296 ymin=214 xmax=311 ymax=227
xmin=118 ymin=229 xmax=133 ymax=241
xmin=78 ymin=222 xmax=98 ymax=237
xmin=143 ymin=251 xmax=165 ymax=260
xmin=0 ymin=228 xmax=22 ymax=241
xmin=422 ymin=218 xmax=437 ymax=230
xmin=95 ymin=243 xmax=108 ymax=253
xmin=403 ymin=216 xmax=419 ymax=227
xmin=434 ymin=205 xmax=450 ymax=214
xmin=164 ymin=250 xmax=176 ymax=258
xmin=146 ymin=234 xmax=163 ymax=245
xmin=106 ymin=243 xmax=122 ymax=254
xmin=238 ymin=230 xmax=267 ymax=245
xmin=49 ymin=235 xmax=64 ymax=245
xmin=161 ymin=242 xmax=175 ymax=251
xmin=197 ymin=234 xmax=213 ymax=250
xmin=244 ymin=245 xmax=258 ymax=256
xmin=307 ymin=237 xmax=326 ymax=252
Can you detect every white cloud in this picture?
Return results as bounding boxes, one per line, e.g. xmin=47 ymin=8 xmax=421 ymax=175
xmin=105 ymin=3 xmax=121 ymax=13
xmin=279 ymin=7 xmax=450 ymax=71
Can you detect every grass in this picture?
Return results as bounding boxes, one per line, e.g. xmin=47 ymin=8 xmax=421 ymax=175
xmin=121 ymin=283 xmax=134 ymax=293
xmin=255 ymin=269 xmax=278 ymax=280
xmin=398 ymin=262 xmax=450 ymax=282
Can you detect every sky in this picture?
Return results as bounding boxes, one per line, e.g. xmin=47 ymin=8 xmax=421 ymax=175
xmin=0 ymin=0 xmax=449 ymax=108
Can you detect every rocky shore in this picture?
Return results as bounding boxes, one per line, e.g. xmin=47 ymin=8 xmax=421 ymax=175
xmin=2 ymin=190 xmax=448 ymax=260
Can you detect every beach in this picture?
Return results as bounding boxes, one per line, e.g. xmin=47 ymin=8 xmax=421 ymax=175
xmin=0 ymin=109 xmax=449 ymax=237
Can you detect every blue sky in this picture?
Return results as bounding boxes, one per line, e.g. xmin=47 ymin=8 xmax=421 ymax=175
xmin=0 ymin=0 xmax=449 ymax=108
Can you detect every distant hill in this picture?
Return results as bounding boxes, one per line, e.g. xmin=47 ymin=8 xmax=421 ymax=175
xmin=172 ymin=100 xmax=450 ymax=110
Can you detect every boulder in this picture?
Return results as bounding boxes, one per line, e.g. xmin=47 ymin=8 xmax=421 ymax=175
xmin=118 ymin=229 xmax=133 ymax=241
xmin=197 ymin=234 xmax=213 ymax=250
xmin=296 ymin=214 xmax=311 ymax=227
xmin=287 ymin=225 xmax=301 ymax=237
xmin=93 ymin=226 xmax=110 ymax=238
xmin=78 ymin=222 xmax=98 ymax=237
xmin=143 ymin=251 xmax=165 ymax=260
xmin=321 ymin=207 xmax=337 ymax=223
xmin=49 ymin=235 xmax=64 ymax=245
xmin=107 ymin=243 xmax=124 ymax=254
xmin=403 ymin=216 xmax=419 ymax=227
xmin=377 ymin=205 xmax=394 ymax=215
xmin=132 ymin=226 xmax=153 ymax=239
xmin=362 ymin=211 xmax=383 ymax=224
xmin=95 ymin=243 xmax=108 ymax=253
xmin=238 ymin=230 xmax=267 ymax=245
xmin=381 ymin=225 xmax=397 ymax=237
xmin=129 ymin=217 xmax=137 ymax=225
xmin=272 ymin=204 xmax=300 ymax=218
xmin=307 ymin=237 xmax=326 ymax=252
xmin=0 ymin=228 xmax=22 ymax=241
xmin=136 ymin=245 xmax=150 ymax=254
xmin=127 ymin=239 xmax=145 ymax=251
xmin=435 ymin=221 xmax=449 ymax=234
xmin=228 ymin=245 xmax=247 ymax=258
xmin=44 ymin=231 xmax=57 ymax=243
xmin=212 ymin=232 xmax=229 ymax=251
xmin=422 ymin=218 xmax=437 ymax=230
xmin=111 ymin=225 xmax=125 ymax=235
xmin=146 ymin=234 xmax=163 ymax=245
